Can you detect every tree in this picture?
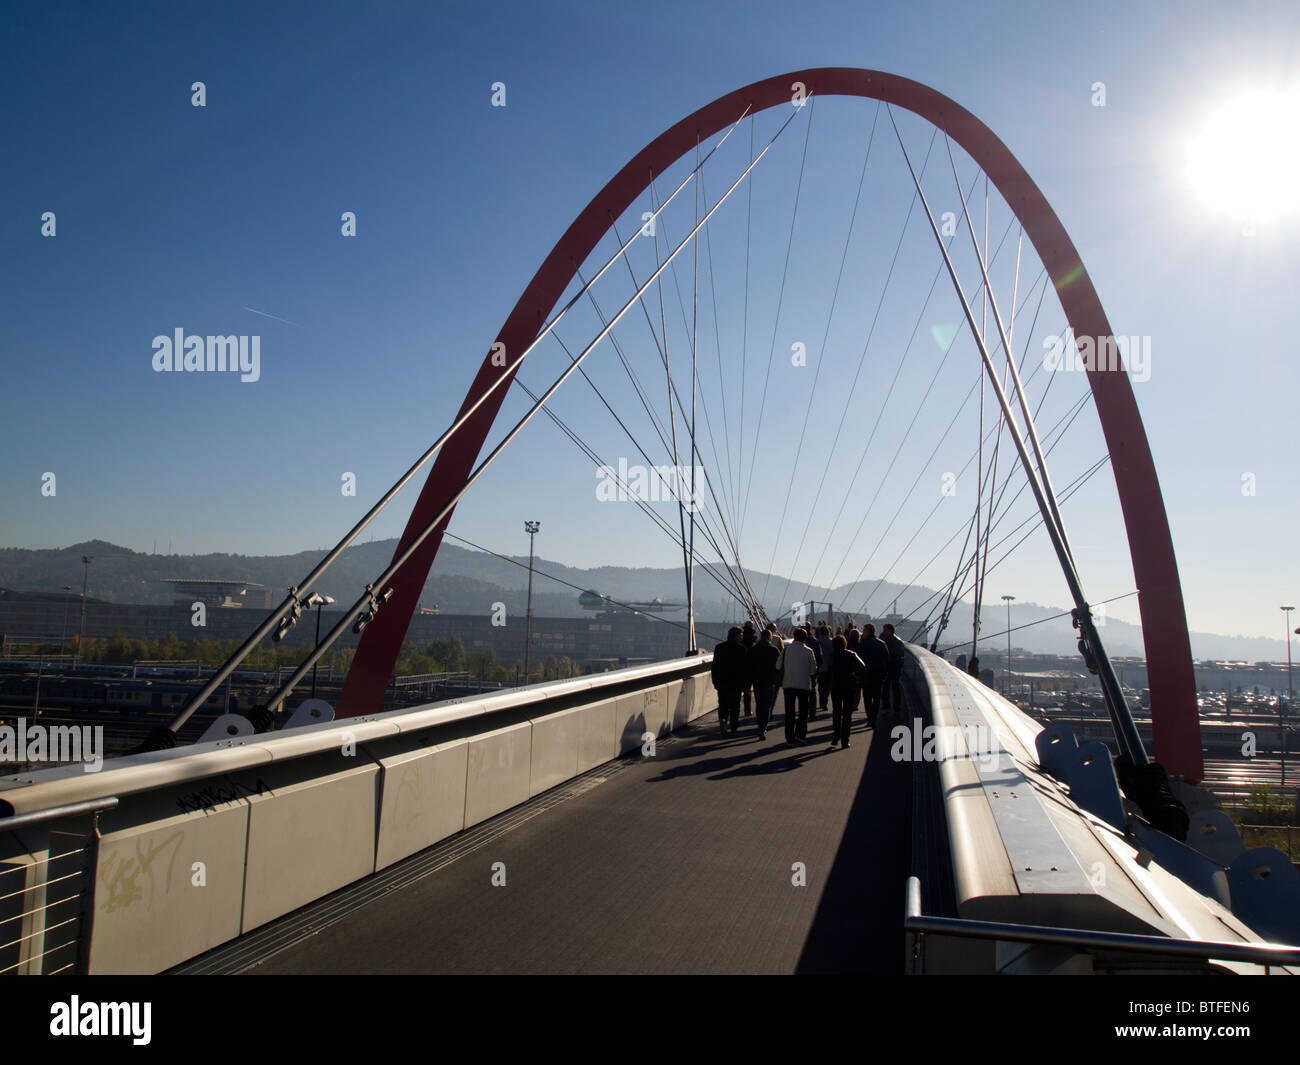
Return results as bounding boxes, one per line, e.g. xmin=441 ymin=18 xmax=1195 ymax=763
xmin=102 ymin=629 xmax=131 ymax=664
xmin=466 ymin=649 xmax=499 ymax=681
xmin=429 ymin=636 xmax=466 ymax=673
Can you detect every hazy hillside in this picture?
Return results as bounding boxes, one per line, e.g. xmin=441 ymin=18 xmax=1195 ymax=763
xmin=0 ymin=539 xmax=1289 ymax=661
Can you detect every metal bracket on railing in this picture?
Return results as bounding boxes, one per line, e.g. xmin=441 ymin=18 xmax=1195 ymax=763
xmin=0 ymin=796 xmax=119 ymax=833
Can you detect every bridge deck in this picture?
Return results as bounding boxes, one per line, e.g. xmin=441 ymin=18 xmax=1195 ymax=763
xmin=239 ymin=703 xmax=914 ymax=975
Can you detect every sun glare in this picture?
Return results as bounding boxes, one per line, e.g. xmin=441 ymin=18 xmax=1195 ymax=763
xmin=1186 ymin=89 xmax=1300 ymax=222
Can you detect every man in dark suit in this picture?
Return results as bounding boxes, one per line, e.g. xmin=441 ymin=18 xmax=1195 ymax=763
xmin=860 ymin=623 xmax=890 ymax=728
xmin=711 ymin=626 xmax=750 ymax=735
xmin=747 ymin=628 xmax=781 ymax=740
xmin=881 ymin=623 xmax=906 ymax=715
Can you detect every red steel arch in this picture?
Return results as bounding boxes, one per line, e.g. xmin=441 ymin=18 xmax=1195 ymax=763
xmin=338 ymin=69 xmax=1202 ymax=782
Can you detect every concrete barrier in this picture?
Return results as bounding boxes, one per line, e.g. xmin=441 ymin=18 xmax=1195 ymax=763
xmin=617 ymin=684 xmax=669 ymax=753
xmin=240 ymin=757 xmax=380 ymax=934
xmin=0 ymin=653 xmax=713 ymax=973
xmin=372 ymin=735 xmax=469 ymax=871
xmin=90 ymin=783 xmax=250 ymax=974
xmin=576 ymin=697 xmax=619 ymax=774
xmin=464 ymin=721 xmax=533 ymax=827
xmin=684 ymin=672 xmax=717 ymax=722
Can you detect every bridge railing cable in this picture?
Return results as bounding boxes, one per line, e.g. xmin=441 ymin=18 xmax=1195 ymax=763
xmin=0 ymin=798 xmax=116 ymax=975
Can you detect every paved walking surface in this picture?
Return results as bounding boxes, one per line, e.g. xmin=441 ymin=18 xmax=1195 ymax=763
xmin=248 ymin=700 xmax=914 ymax=974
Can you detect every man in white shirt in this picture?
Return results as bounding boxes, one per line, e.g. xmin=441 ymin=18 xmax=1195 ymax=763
xmin=778 ymin=628 xmax=818 ymax=745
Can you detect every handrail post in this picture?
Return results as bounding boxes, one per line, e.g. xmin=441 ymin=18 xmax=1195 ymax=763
xmin=905 ymin=876 xmax=925 ymax=975
xmin=75 ymin=806 xmax=106 ymax=975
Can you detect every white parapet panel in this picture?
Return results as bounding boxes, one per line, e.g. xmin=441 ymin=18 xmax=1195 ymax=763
xmin=672 ymin=670 xmax=714 ymax=723
xmin=89 ymin=781 xmax=252 ymax=974
xmin=576 ymin=695 xmax=619 ymax=774
xmin=666 ymin=678 xmax=689 ymax=729
xmin=240 ymin=756 xmax=380 ymax=934
xmin=464 ymin=721 xmax=533 ymax=828
xmin=529 ymin=705 xmax=583 ymax=798
xmin=372 ymin=734 xmax=470 ymax=872
xmin=617 ymin=684 xmax=670 ymax=753
xmin=690 ymin=672 xmax=716 ymax=721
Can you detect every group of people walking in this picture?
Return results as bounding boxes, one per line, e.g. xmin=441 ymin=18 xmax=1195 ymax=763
xmin=710 ymin=618 xmax=906 ymax=748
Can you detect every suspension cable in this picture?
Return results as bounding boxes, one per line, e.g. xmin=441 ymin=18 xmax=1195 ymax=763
xmin=441 ymin=531 xmax=728 ymax=646
xmin=907 ymin=452 xmax=1112 ymax=642
xmin=846 ymin=309 xmax=1068 ymax=627
xmin=746 ymin=96 xmax=818 ymax=557
xmin=568 ymin=260 xmax=762 ymax=620
xmin=511 ymin=366 xmax=754 ymax=613
xmin=946 ymin=135 xmax=1078 ymax=572
xmin=936 ymin=589 xmax=1139 ymax=656
xmin=793 ymin=165 xmax=995 ymax=606
xmin=866 ymin=337 xmax=1088 ymax=626
xmin=762 ymin=103 xmax=881 ymax=606
xmin=164 ymin=105 xmax=762 ymax=732
xmin=892 ymin=105 xmax=1144 ymax=765
xmin=173 ymin=106 xmax=807 ymax=729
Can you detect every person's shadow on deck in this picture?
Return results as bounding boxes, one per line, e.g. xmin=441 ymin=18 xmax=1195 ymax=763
xmin=644 ymin=711 xmax=841 ymax=781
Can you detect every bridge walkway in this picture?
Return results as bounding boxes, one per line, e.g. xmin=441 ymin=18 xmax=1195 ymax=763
xmin=230 ymin=699 xmax=914 ymax=974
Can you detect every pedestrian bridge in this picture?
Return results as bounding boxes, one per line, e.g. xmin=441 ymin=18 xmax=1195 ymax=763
xmin=3 ymin=648 xmax=1298 ymax=975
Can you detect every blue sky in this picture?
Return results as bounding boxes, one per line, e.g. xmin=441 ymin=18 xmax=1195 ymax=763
xmin=2 ymin=0 xmax=1298 ymax=641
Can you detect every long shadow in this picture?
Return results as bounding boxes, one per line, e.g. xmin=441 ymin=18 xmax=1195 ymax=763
xmin=708 ymin=744 xmax=837 ymax=778
xmin=645 ymin=707 xmax=836 ymax=781
xmin=794 ymin=699 xmax=915 ymax=974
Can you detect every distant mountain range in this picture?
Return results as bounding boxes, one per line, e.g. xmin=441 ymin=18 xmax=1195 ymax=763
xmin=0 ymin=539 xmax=1289 ymax=662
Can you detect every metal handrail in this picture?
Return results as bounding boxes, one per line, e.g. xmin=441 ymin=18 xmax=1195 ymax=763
xmin=0 ymin=797 xmax=118 ymax=832
xmin=393 ymin=671 xmax=473 ymax=687
xmin=904 ymin=876 xmax=1300 ymax=972
xmin=0 ymin=796 xmax=114 ymax=974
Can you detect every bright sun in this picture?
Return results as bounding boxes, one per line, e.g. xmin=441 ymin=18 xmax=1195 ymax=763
xmin=1186 ymin=89 xmax=1300 ymax=222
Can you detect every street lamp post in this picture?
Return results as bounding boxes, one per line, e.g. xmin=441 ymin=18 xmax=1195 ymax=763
xmin=305 ymin=593 xmax=336 ymax=699
xmin=524 ymin=522 xmax=540 ymax=684
xmin=1002 ymin=595 xmax=1015 ymax=704
xmin=60 ymin=585 xmax=73 ymax=655
xmin=74 ymin=556 xmax=93 ymax=669
xmin=1282 ymin=605 xmax=1293 ymax=789
xmin=41 ymin=584 xmax=76 ymax=719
